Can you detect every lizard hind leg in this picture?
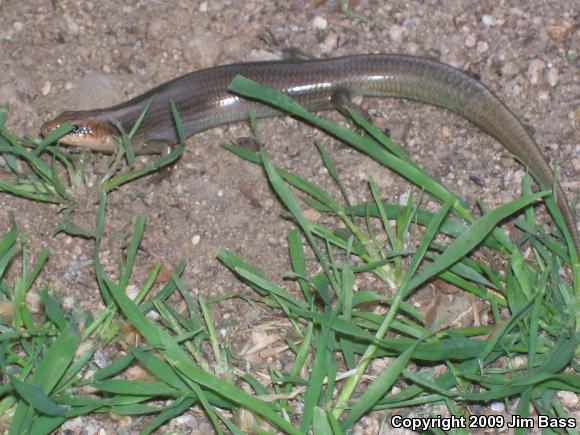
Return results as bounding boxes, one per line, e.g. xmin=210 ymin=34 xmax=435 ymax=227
xmin=330 ymin=89 xmax=388 ymax=135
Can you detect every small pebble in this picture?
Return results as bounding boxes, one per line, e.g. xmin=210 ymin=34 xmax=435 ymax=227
xmin=94 ymin=349 xmax=110 ymax=368
xmin=546 ymin=18 xmax=573 ymax=41
xmin=556 ymin=391 xmax=579 ymax=408
xmin=476 ymin=41 xmax=489 ymax=54
xmin=501 ymin=61 xmax=519 ymax=78
xmin=182 ymin=35 xmax=221 ymax=69
xmin=148 ymin=18 xmax=165 ymax=40
xmin=572 ymin=158 xmax=580 ymax=173
xmin=64 ymin=13 xmax=80 ymax=34
xmin=62 ymin=297 xmax=75 ymax=311
xmin=490 ymin=402 xmax=505 ymax=412
xmin=370 ymin=357 xmax=393 ymax=374
xmin=12 ymin=21 xmax=24 ymax=32
xmin=0 ymin=84 xmax=18 ymax=105
xmin=312 ymin=16 xmax=328 ymax=31
xmin=61 ymin=417 xmax=87 ymax=433
xmin=197 ymin=423 xmax=214 ymax=434
xmin=547 ymin=66 xmax=559 ymax=87
xmin=303 ymin=208 xmax=321 ymax=222
xmin=199 ymin=2 xmax=208 ymax=12
xmin=527 ymin=59 xmax=545 ymax=85
xmin=464 ymin=33 xmax=477 ymax=48
xmin=126 ymin=285 xmax=139 ymax=301
xmin=406 ymin=41 xmax=419 ymax=54
xmin=174 ymin=414 xmax=199 ymax=428
xmin=388 ymin=25 xmax=407 ymax=44
xmin=145 ymin=311 xmax=160 ymax=321
xmin=320 ymin=32 xmax=338 ymax=53
xmin=191 ymin=234 xmax=201 ymax=245
xmin=41 ymin=81 xmax=51 ymax=95
xmin=537 ymin=88 xmax=550 ymax=101
xmin=481 ymin=14 xmax=496 ymax=27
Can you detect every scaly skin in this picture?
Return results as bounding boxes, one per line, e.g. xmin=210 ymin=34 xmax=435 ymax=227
xmin=40 ymin=54 xmax=579 ymax=254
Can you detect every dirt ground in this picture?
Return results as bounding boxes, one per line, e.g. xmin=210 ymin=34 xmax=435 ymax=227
xmin=0 ymin=0 xmax=578 ymax=433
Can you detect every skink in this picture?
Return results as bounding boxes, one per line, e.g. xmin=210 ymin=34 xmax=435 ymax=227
xmin=40 ymin=54 xmax=579 ymax=254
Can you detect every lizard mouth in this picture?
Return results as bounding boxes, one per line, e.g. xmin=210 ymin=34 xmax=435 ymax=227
xmin=40 ymin=112 xmax=119 ymax=153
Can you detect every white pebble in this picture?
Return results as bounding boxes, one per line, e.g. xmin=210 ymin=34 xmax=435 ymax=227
xmin=64 ymin=13 xmax=80 ymax=34
xmin=464 ymin=33 xmax=477 ymax=48
xmin=126 ymin=285 xmax=139 ymax=301
xmin=527 ymin=59 xmax=545 ymax=85
xmin=199 ymin=2 xmax=208 ymax=12
xmin=547 ymin=67 xmax=559 ymax=87
xmin=389 ymin=25 xmax=407 ymax=44
xmin=490 ymin=402 xmax=505 ymax=412
xmin=182 ymin=35 xmax=221 ymax=68
xmin=41 ymin=81 xmax=51 ymax=95
xmin=312 ymin=16 xmax=328 ymax=31
xmin=191 ymin=234 xmax=201 ymax=245
xmin=12 ymin=21 xmax=24 ymax=32
xmin=476 ymin=41 xmax=489 ymax=54
xmin=62 ymin=297 xmax=75 ymax=311
xmin=145 ymin=311 xmax=160 ymax=321
xmin=556 ymin=391 xmax=579 ymax=408
xmin=174 ymin=414 xmax=198 ymax=428
xmin=399 ymin=193 xmax=409 ymax=206
xmin=320 ymin=33 xmax=338 ymax=54
xmin=481 ymin=15 xmax=496 ymax=27
xmin=537 ymin=88 xmax=550 ymax=101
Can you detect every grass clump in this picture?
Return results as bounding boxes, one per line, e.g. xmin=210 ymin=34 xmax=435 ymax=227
xmin=0 ymin=78 xmax=577 ymax=433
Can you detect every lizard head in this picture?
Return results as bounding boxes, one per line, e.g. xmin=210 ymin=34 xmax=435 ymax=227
xmin=40 ymin=110 xmax=119 ymax=153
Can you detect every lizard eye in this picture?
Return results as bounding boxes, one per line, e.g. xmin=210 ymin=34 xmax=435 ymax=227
xmin=70 ymin=123 xmax=89 ymax=136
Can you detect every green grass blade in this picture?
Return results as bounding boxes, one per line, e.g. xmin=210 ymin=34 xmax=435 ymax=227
xmin=407 ymin=192 xmax=547 ymax=294
xmin=341 ymin=342 xmax=419 ymax=429
xmin=300 ymin=318 xmax=334 ymax=432
xmin=140 ymin=395 xmax=197 ymax=435
xmin=98 ymin=231 xmax=299 ymax=434
xmin=9 ymin=376 xmax=65 ymax=417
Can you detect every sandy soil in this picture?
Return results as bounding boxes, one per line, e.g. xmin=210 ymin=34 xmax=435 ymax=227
xmin=0 ymin=0 xmax=578 ymax=433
